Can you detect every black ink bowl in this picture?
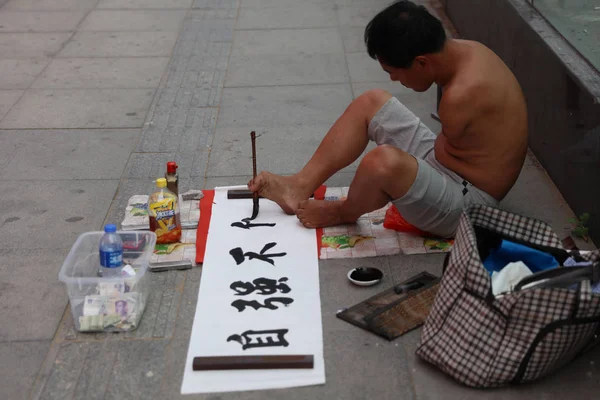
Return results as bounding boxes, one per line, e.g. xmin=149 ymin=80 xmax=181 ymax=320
xmin=347 ymin=267 xmax=383 ymax=287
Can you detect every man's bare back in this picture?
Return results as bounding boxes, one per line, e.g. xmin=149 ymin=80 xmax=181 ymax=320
xmin=435 ymin=40 xmax=528 ymax=201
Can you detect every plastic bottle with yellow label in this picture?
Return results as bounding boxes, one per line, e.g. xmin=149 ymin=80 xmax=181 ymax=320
xmin=148 ymin=178 xmax=182 ymax=244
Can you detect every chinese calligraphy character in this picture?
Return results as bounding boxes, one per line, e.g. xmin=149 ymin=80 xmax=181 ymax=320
xmin=227 ymin=329 xmax=289 ymax=350
xmin=230 ymin=277 xmax=291 ymax=296
xmin=231 ymin=297 xmax=294 ymax=312
xmin=229 ymin=242 xmax=286 ymax=266
xmin=231 ymin=217 xmax=276 ymax=230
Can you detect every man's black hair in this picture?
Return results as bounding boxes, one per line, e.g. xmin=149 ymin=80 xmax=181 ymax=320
xmin=364 ymin=1 xmax=446 ymax=68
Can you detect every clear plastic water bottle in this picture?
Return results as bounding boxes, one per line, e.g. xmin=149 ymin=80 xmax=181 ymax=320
xmin=99 ymin=224 xmax=123 ymax=277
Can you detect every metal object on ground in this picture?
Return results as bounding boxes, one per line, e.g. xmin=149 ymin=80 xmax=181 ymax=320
xmin=250 ymin=131 xmax=259 ymax=219
xmin=148 ymin=259 xmax=193 ymax=272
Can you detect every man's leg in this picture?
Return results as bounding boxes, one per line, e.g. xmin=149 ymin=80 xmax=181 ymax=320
xmin=248 ymin=89 xmax=393 ymax=214
xmin=296 ymin=145 xmax=417 ymax=228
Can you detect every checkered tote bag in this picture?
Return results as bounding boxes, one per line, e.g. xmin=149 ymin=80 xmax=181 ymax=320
xmin=416 ymin=204 xmax=600 ymax=387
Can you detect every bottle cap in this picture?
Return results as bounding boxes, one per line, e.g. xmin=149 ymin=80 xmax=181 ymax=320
xmin=104 ymin=224 xmax=117 ymax=233
xmin=156 ymin=178 xmax=167 ymax=188
xmin=167 ymin=161 xmax=178 ymax=174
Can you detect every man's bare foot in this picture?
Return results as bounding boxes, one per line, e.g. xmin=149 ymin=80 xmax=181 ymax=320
xmin=296 ymin=199 xmax=357 ymax=228
xmin=248 ymin=172 xmax=313 ymax=215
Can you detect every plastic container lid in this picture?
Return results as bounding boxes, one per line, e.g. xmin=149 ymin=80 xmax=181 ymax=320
xmin=156 ymin=178 xmax=167 ymax=188
xmin=104 ymin=224 xmax=117 ymax=233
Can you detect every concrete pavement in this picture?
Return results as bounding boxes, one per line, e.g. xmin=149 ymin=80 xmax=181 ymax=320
xmin=0 ymin=0 xmax=597 ymax=398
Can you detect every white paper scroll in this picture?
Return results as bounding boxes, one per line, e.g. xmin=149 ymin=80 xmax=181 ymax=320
xmin=181 ymin=186 xmax=325 ymax=394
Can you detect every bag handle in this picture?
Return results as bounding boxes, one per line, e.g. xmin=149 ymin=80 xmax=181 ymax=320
xmin=514 ymin=262 xmax=600 ymax=292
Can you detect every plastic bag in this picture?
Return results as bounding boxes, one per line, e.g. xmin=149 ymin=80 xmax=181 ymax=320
xmin=383 ymin=205 xmax=428 ymax=235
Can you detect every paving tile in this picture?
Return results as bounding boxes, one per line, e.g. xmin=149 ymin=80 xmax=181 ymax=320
xmin=236 ymin=4 xmax=337 ymax=29
xmin=0 ymin=59 xmax=49 ymax=89
xmin=0 ymin=89 xmax=23 ymax=121
xmin=0 ymin=341 xmax=50 ymax=400
xmin=31 ymin=57 xmax=169 ymax=89
xmin=0 ymin=11 xmax=85 ymax=32
xmin=241 ymin=0 xmax=329 ymax=7
xmin=231 ymin=28 xmax=343 ymax=56
xmin=192 ymin=0 xmax=239 ymax=9
xmin=352 ymin=82 xmax=440 ymax=130
xmin=0 ymin=32 xmax=71 ymax=58
xmin=501 ymin=160 xmax=579 ymax=239
xmin=97 ymin=0 xmax=193 ymax=8
xmin=3 ymin=0 xmax=97 ymax=10
xmin=217 ymin=84 xmax=353 ymax=128
xmin=0 ymin=180 xmax=119 ymax=249
xmin=58 ymin=31 xmax=178 ymax=57
xmin=0 ymin=248 xmax=70 ymax=341
xmin=341 ymin=26 xmax=366 ymax=53
xmin=79 ymin=10 xmax=187 ymax=32
xmin=138 ymin=105 xmax=218 ymax=152
xmin=346 ymin=52 xmax=389 ymax=82
xmin=122 ymin=151 xmax=208 ymax=178
xmin=207 ymin=124 xmax=359 ymax=176
xmin=337 ymin=4 xmax=386 ymax=27
xmin=0 ymin=129 xmax=139 ymax=180
xmin=225 ymin=53 xmax=349 ymax=87
xmin=39 ymin=340 xmax=169 ymax=400
xmin=0 ymin=89 xmax=154 ymax=129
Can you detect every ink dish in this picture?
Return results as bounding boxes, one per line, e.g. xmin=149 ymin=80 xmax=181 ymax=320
xmin=347 ymin=267 xmax=383 ymax=287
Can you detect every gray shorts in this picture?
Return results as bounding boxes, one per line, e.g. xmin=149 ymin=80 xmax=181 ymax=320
xmin=368 ymin=97 xmax=498 ymax=238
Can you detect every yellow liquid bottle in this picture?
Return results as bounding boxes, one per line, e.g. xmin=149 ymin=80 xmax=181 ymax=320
xmin=148 ymin=178 xmax=182 ymax=244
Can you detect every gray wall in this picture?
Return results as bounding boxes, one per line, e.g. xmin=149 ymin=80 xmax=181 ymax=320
xmin=445 ymin=0 xmax=600 ymax=244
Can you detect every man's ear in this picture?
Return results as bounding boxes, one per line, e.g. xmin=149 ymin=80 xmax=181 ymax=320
xmin=414 ymin=55 xmax=428 ymax=68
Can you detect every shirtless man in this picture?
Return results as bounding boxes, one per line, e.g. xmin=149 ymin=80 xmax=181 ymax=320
xmin=248 ymin=0 xmax=528 ymax=238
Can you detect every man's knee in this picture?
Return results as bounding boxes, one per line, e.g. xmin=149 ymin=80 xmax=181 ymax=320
xmin=360 ymin=145 xmax=415 ymax=179
xmin=353 ymin=89 xmax=393 ymax=120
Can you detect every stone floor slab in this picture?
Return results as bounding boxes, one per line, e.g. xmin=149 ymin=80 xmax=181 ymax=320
xmin=31 ymin=57 xmax=169 ymax=89
xmin=0 ymin=11 xmax=85 ymax=33
xmin=217 ymin=84 xmax=353 ymax=128
xmin=236 ymin=4 xmax=337 ymax=29
xmin=3 ymin=0 xmax=97 ymax=10
xmin=337 ymin=4 xmax=387 ymax=27
xmin=0 ymin=88 xmax=154 ymax=129
xmin=340 ymin=26 xmax=366 ymax=53
xmin=0 ymin=59 xmax=49 ymax=89
xmin=0 ymin=89 xmax=23 ymax=121
xmin=192 ymin=0 xmax=239 ymax=9
xmin=97 ymin=0 xmax=193 ymax=8
xmin=241 ymin=0 xmax=329 ymax=7
xmin=58 ymin=31 xmax=178 ymax=58
xmin=231 ymin=28 xmax=344 ymax=56
xmin=79 ymin=10 xmax=187 ymax=32
xmin=225 ymin=53 xmax=349 ymax=87
xmin=0 ymin=248 xmax=69 ymax=341
xmin=346 ymin=52 xmax=390 ymax=82
xmin=122 ymin=151 xmax=208 ymax=178
xmin=0 ymin=129 xmax=139 ymax=180
xmin=0 ymin=179 xmax=119 ymax=249
xmin=0 ymin=32 xmax=71 ymax=58
xmin=0 ymin=341 xmax=50 ymax=400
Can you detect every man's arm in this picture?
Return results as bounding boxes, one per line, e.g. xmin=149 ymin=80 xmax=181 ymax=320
xmin=437 ymin=87 xmax=473 ymax=140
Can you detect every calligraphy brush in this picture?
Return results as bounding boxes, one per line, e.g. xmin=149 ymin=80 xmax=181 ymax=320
xmin=250 ymin=131 xmax=259 ymax=219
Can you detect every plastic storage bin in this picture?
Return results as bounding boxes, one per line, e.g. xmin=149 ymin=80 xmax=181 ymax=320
xmin=59 ymin=230 xmax=156 ymax=333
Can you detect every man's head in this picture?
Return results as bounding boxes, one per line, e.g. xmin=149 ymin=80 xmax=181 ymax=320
xmin=364 ymin=1 xmax=446 ymax=91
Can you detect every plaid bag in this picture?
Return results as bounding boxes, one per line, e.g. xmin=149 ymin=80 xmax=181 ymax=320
xmin=416 ymin=204 xmax=600 ymax=388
